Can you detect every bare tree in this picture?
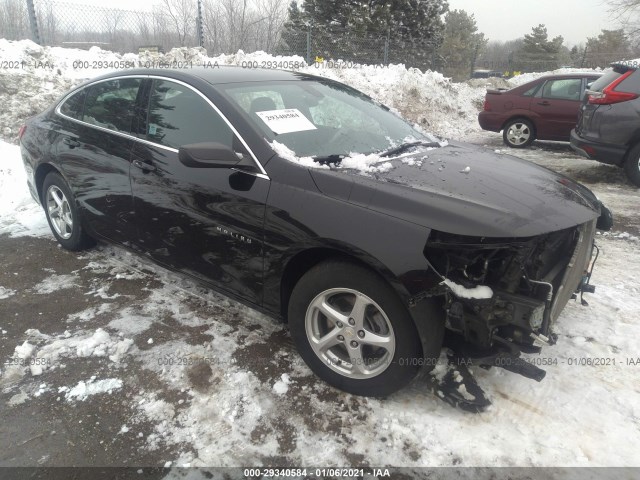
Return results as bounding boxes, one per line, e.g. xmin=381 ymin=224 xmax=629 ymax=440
xmin=200 ymin=0 xmax=286 ymax=54
xmin=104 ymin=9 xmax=125 ymax=48
xmin=0 ymin=0 xmax=30 ymax=40
xmin=609 ymin=0 xmax=640 ymax=48
xmin=256 ymin=0 xmax=287 ymax=52
xmin=159 ymin=0 xmax=196 ymax=46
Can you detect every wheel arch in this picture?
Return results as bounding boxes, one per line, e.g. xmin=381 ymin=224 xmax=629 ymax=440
xmin=501 ymin=115 xmax=538 ymax=135
xmin=279 ymin=246 xmax=409 ymax=323
xmin=35 ymin=163 xmax=63 ymax=204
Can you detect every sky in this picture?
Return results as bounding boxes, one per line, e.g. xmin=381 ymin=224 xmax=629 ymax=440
xmin=447 ymin=0 xmax=617 ymax=46
xmin=75 ymin=0 xmax=617 ymax=47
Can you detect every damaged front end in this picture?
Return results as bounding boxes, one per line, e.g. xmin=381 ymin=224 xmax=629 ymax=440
xmin=421 ymin=219 xmax=604 ymax=411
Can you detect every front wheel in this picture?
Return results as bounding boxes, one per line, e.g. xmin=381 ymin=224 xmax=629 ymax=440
xmin=624 ymin=144 xmax=640 ymax=187
xmin=503 ymin=119 xmax=535 ymax=148
xmin=288 ymin=260 xmax=440 ymax=397
xmin=42 ymin=172 xmax=94 ymax=251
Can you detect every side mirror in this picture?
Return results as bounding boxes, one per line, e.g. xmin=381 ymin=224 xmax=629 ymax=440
xmin=178 ymin=142 xmax=241 ymax=168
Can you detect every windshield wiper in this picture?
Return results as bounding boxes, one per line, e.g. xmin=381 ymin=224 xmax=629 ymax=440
xmin=380 ymin=141 xmax=442 ymax=158
xmin=311 ymin=154 xmax=344 ymax=165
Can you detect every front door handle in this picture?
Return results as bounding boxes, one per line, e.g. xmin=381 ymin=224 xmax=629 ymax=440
xmin=132 ymin=159 xmax=156 ymax=172
xmin=537 ymin=101 xmax=551 ymax=106
xmin=63 ymin=137 xmax=80 ymax=148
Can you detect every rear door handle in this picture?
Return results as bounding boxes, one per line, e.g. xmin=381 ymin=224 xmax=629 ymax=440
xmin=132 ymin=159 xmax=156 ymax=172
xmin=537 ymin=101 xmax=551 ymax=106
xmin=63 ymin=137 xmax=80 ymax=148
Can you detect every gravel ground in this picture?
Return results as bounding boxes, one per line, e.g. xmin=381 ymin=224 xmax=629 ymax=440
xmin=1 ymin=134 xmax=639 ymax=472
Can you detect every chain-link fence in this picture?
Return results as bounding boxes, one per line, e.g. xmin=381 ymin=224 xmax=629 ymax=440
xmin=276 ymin=27 xmax=440 ymax=70
xmin=1 ymin=0 xmax=200 ymax=53
xmin=2 ymin=0 xmax=442 ymax=70
xmin=3 ymin=0 xmax=629 ymax=75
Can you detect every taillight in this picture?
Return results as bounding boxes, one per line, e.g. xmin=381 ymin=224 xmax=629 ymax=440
xmin=483 ymin=99 xmax=491 ymax=111
xmin=18 ymin=125 xmax=27 ymax=141
xmin=588 ymin=70 xmax=639 ymax=105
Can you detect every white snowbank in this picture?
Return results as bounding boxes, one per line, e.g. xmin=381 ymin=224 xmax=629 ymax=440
xmin=0 ymin=39 xmax=492 ymax=143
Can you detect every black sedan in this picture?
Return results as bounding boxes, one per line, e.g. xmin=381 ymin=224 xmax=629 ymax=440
xmin=20 ymin=67 xmax=611 ymax=402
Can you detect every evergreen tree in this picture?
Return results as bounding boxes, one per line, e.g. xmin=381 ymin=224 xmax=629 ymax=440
xmin=279 ymin=1 xmax=310 ymax=58
xmin=515 ymin=25 xmax=564 ymax=72
xmin=585 ymin=29 xmax=631 ymax=68
xmin=439 ymin=9 xmax=487 ymax=81
xmin=278 ymin=0 xmax=449 ymax=68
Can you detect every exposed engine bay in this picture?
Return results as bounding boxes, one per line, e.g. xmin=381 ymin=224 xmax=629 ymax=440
xmin=421 ymin=216 xmax=608 ymax=412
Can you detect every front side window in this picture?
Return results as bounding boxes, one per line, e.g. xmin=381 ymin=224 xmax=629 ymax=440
xmin=541 ymin=78 xmax=582 ymax=101
xmin=146 ymin=80 xmax=234 ymax=149
xmin=83 ymin=79 xmax=142 ymax=133
xmin=59 ymin=89 xmax=87 ymax=120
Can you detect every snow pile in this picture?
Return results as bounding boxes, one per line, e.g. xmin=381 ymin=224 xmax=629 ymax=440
xmin=59 ymin=376 xmax=123 ymax=401
xmin=0 ymin=39 xmax=606 ymax=145
xmin=272 ymin=373 xmax=292 ymax=395
xmin=0 ymin=286 xmax=16 ymax=299
xmin=0 ymin=140 xmax=51 ymax=237
xmin=1 ymin=39 xmax=489 ymax=143
xmin=2 ymin=327 xmax=133 ymax=383
xmin=32 ymin=273 xmax=78 ymax=294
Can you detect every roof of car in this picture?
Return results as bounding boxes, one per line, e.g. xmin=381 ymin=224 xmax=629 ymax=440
xmin=96 ymin=66 xmax=317 ymax=85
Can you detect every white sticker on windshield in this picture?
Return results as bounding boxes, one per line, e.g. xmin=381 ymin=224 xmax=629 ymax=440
xmin=255 ymin=108 xmax=317 ymax=135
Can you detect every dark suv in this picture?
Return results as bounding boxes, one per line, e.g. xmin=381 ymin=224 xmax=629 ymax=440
xmin=571 ymin=62 xmax=640 ymax=186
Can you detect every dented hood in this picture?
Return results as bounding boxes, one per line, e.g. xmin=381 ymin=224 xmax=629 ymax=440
xmin=309 ymin=141 xmax=601 ymax=238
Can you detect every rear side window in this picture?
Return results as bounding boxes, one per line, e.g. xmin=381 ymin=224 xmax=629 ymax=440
xmin=59 ymin=89 xmax=87 ymax=120
xmin=146 ymin=80 xmax=233 ymax=149
xmin=522 ymin=83 xmax=541 ymax=97
xmin=83 ymin=78 xmax=142 ymax=133
xmin=541 ymin=78 xmax=582 ymax=100
xmin=589 ymin=70 xmax=622 ymax=92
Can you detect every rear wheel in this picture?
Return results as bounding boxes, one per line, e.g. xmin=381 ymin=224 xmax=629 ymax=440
xmin=503 ymin=119 xmax=535 ymax=148
xmin=624 ymin=144 xmax=640 ymax=187
xmin=42 ymin=172 xmax=94 ymax=251
xmin=288 ymin=260 xmax=441 ymax=397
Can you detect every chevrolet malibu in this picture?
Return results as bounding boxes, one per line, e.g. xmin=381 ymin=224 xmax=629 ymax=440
xmin=20 ymin=68 xmax=612 ymax=402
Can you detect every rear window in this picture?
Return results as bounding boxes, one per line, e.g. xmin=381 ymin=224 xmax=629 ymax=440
xmin=588 ymin=70 xmax=622 ymax=93
xmin=522 ymin=84 xmax=541 ymax=97
xmin=59 ymin=89 xmax=87 ymax=120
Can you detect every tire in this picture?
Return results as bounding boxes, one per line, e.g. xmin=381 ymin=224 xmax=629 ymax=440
xmin=42 ymin=172 xmax=94 ymax=251
xmin=288 ymin=260 xmax=441 ymax=397
xmin=503 ymin=119 xmax=535 ymax=148
xmin=624 ymin=144 xmax=640 ymax=187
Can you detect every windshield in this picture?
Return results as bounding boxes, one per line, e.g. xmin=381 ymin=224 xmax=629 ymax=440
xmin=218 ymin=79 xmax=437 ymax=158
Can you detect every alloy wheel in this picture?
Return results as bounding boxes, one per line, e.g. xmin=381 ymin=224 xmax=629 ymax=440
xmin=506 ymin=123 xmax=531 ymax=146
xmin=305 ymin=288 xmax=396 ymax=379
xmin=46 ymin=185 xmax=73 ymax=239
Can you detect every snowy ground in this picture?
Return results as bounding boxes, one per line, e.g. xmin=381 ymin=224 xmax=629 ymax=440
xmin=1 ymin=40 xmax=640 ymax=469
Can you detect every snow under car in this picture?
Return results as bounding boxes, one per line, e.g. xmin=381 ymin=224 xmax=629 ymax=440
xmin=19 ymin=67 xmax=613 ymax=410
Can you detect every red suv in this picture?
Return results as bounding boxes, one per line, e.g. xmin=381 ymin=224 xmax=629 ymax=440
xmin=479 ymin=74 xmax=602 ymax=148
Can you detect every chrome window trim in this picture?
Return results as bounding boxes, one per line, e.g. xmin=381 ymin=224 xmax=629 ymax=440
xmin=54 ymin=74 xmax=270 ymax=179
